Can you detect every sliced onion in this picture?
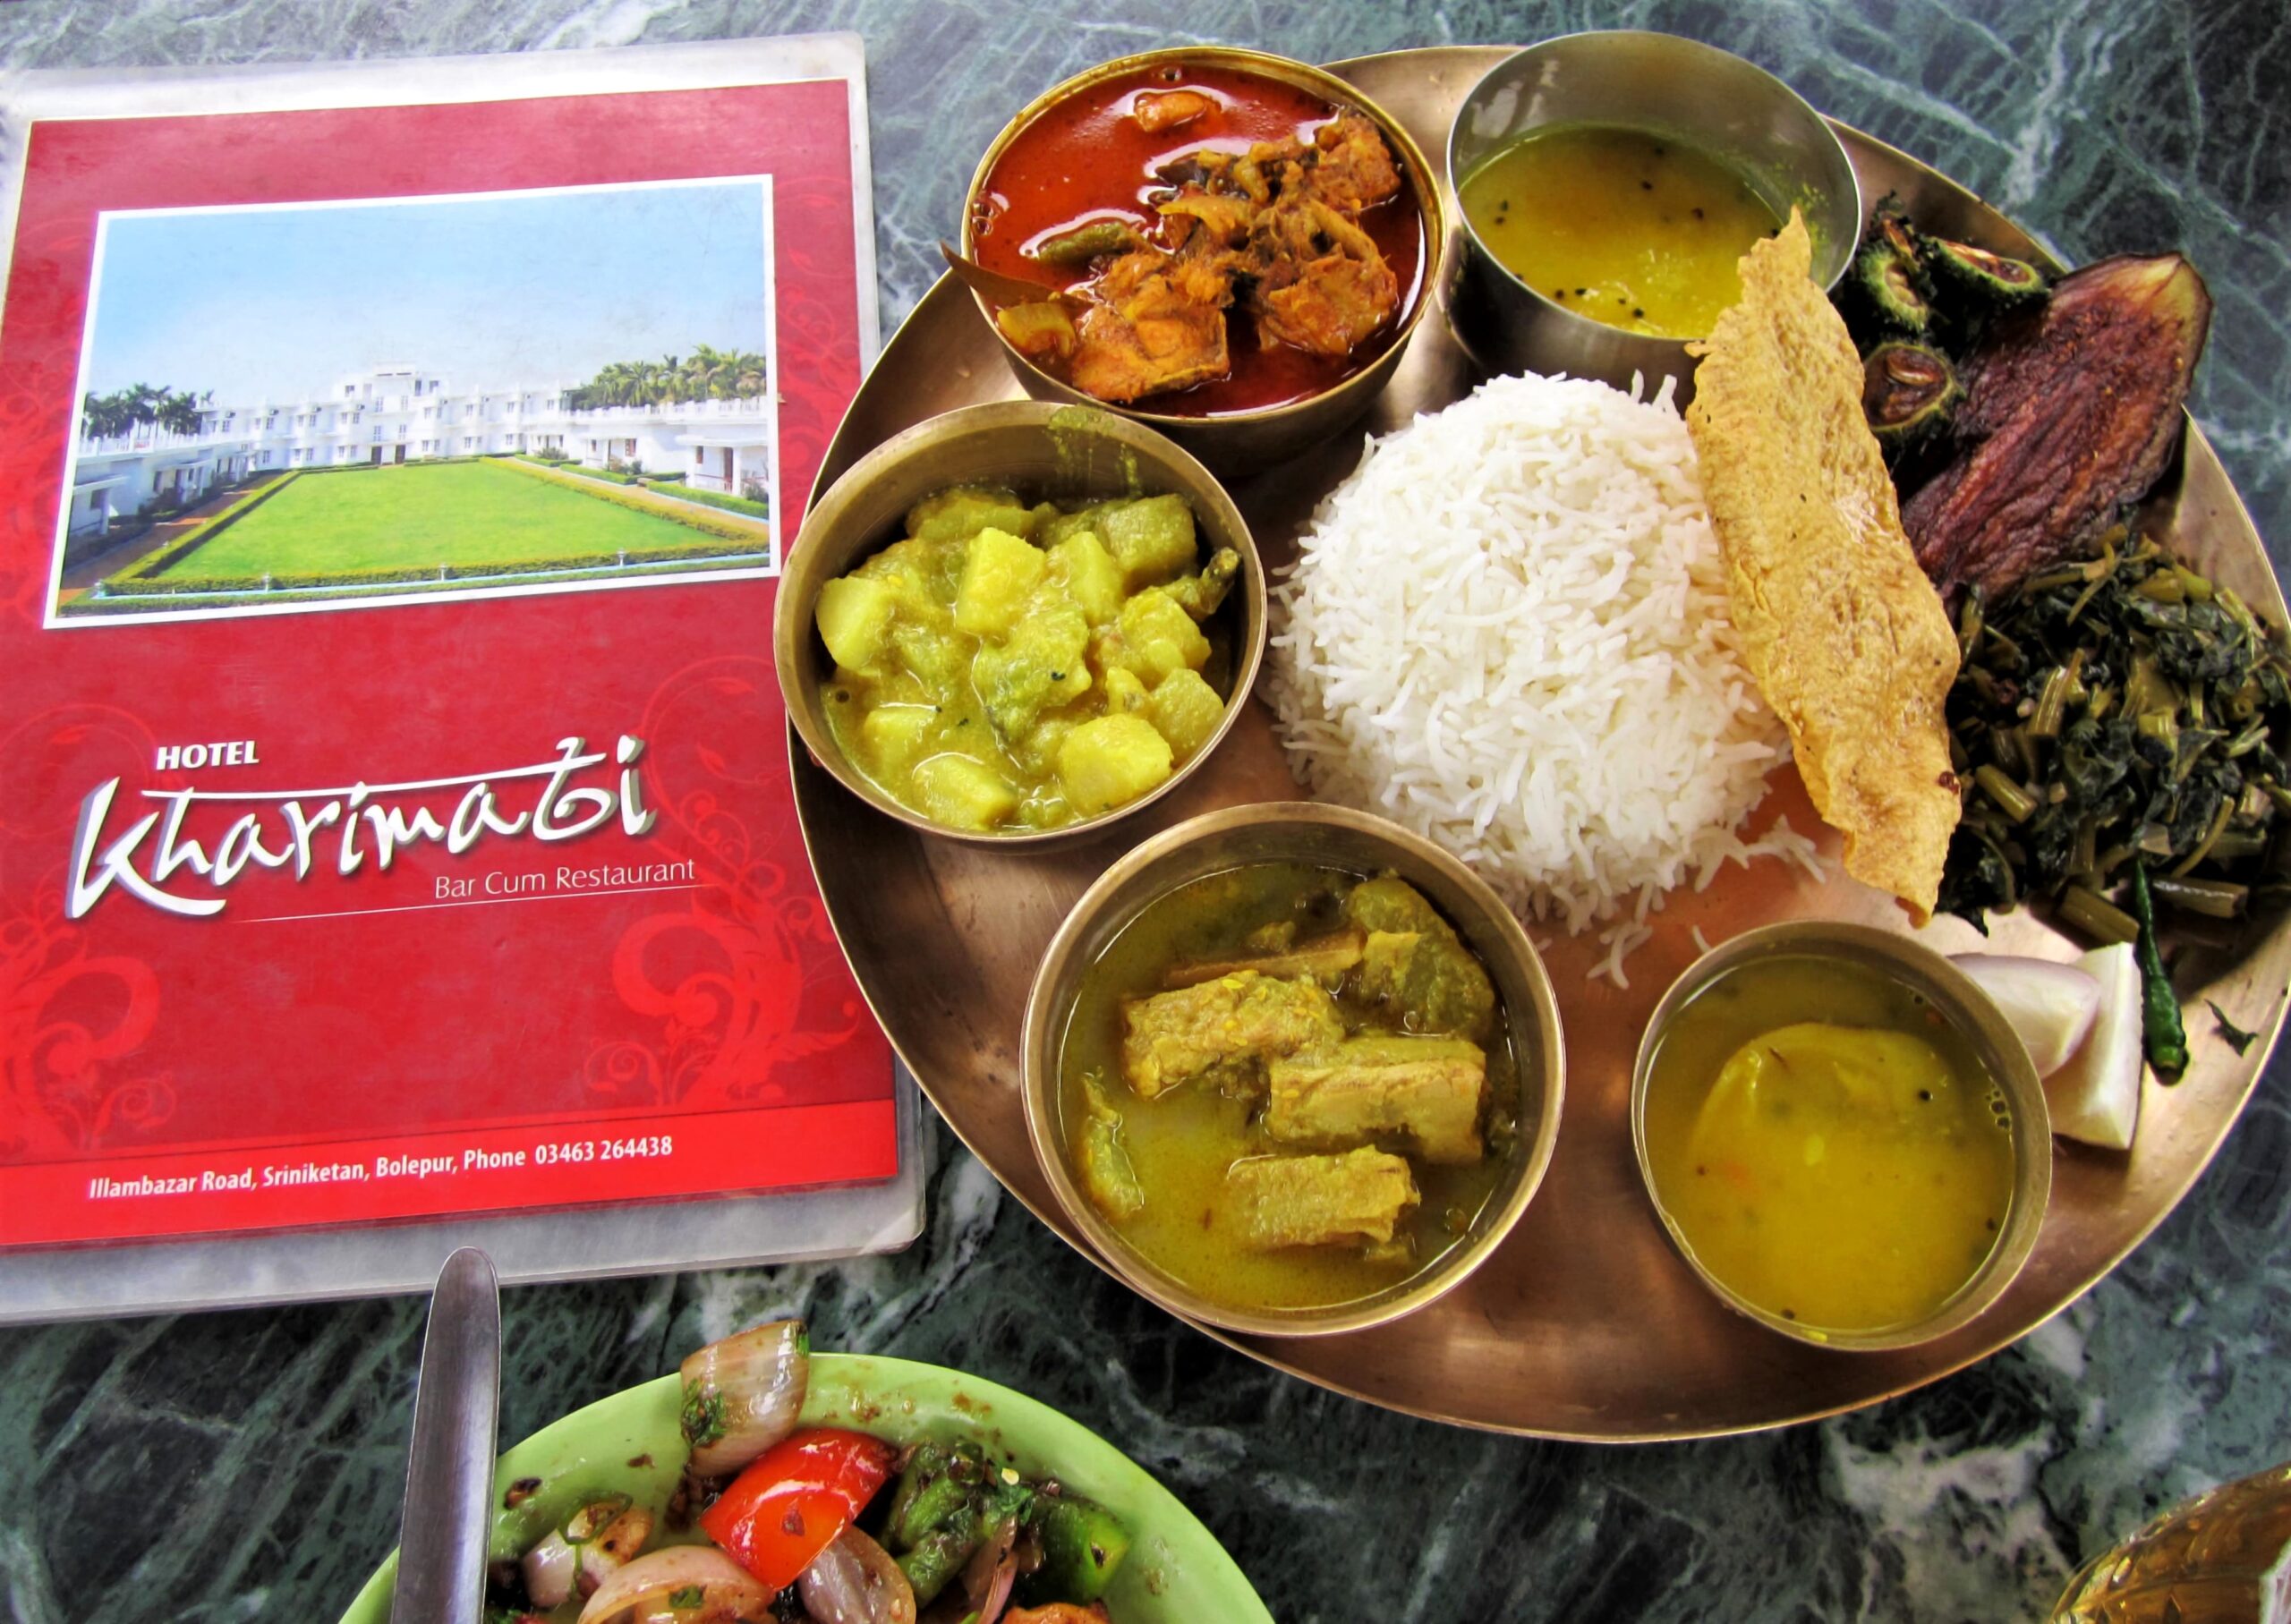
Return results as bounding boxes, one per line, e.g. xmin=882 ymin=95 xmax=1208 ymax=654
xmin=1951 ymin=953 xmax=2102 ymax=1074
xmin=972 ymin=1554 xmax=1016 ymax=1624
xmin=2045 ymin=943 xmax=2143 ymax=1149
xmin=521 ymin=1529 xmax=578 ymax=1611
xmin=524 ymin=1496 xmax=635 ymax=1610
xmin=577 ymin=1505 xmax=656 ymax=1594
xmin=796 ymin=1526 xmax=918 ymax=1624
xmin=955 ymin=1519 xmax=1018 ymax=1624
xmin=679 ymin=1318 xmax=810 ymax=1479
xmin=575 ymin=1545 xmax=773 ymax=1624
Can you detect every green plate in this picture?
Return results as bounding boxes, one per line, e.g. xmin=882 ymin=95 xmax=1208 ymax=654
xmin=340 ymin=1351 xmax=1273 ymax=1623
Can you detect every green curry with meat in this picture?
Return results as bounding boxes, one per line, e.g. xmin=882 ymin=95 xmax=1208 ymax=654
xmin=1058 ymin=862 xmax=1518 ymax=1310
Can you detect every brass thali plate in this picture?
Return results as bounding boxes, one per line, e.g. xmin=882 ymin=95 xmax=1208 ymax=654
xmin=791 ymin=46 xmax=2288 ymax=1439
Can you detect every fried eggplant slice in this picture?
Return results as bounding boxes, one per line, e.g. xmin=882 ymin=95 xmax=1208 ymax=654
xmin=1903 ymin=252 xmax=2212 ymax=600
xmin=1687 ymin=212 xmax=1963 ymax=923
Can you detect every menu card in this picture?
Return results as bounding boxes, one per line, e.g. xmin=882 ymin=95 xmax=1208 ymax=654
xmin=0 ymin=34 xmax=918 ymax=1316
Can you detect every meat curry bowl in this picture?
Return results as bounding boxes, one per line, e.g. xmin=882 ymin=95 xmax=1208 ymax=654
xmin=961 ymin=47 xmax=1445 ymax=473
xmin=1022 ymin=802 xmax=1565 ymax=1338
xmin=777 ymin=399 xmax=1265 ymax=846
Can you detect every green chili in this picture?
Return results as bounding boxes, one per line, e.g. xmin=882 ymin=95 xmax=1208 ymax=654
xmin=2128 ymin=863 xmax=2189 ymax=1078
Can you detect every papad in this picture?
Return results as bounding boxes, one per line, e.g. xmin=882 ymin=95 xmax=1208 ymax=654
xmin=1686 ymin=214 xmax=1960 ymax=923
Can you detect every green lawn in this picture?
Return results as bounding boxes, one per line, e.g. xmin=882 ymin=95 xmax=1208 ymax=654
xmin=156 ymin=460 xmax=745 ymax=581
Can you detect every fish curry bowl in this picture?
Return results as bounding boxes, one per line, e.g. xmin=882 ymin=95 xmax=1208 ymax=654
xmin=959 ymin=46 xmax=1446 ymax=473
xmin=776 ymin=398 xmax=1266 ymax=847
xmin=1021 ymin=802 xmax=1566 ymax=1339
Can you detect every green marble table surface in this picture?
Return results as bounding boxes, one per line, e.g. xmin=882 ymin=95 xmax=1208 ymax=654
xmin=1 ymin=3 xmax=2285 ymax=1620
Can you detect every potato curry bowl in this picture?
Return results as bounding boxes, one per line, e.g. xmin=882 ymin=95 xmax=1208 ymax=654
xmin=777 ymin=400 xmax=1265 ymax=845
xmin=1023 ymin=803 xmax=1566 ymax=1339
xmin=961 ymin=47 xmax=1444 ymax=472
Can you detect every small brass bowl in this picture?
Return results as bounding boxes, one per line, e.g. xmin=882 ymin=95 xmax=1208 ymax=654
xmin=1021 ymin=802 xmax=1566 ymax=1339
xmin=959 ymin=46 xmax=1445 ymax=476
xmin=774 ymin=399 xmax=1265 ymax=847
xmin=1629 ymin=923 xmax=2053 ymax=1353
xmin=1445 ymin=30 xmax=1861 ymax=401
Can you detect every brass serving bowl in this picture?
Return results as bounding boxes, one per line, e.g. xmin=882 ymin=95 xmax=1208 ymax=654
xmin=1629 ymin=923 xmax=2053 ymax=1353
xmin=774 ymin=399 xmax=1265 ymax=847
xmin=1445 ymin=30 xmax=1861 ymax=401
xmin=1020 ymin=802 xmax=1566 ymax=1339
xmin=959 ymin=46 xmax=1447 ymax=475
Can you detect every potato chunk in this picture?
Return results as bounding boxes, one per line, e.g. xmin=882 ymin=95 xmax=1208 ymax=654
xmin=1048 ymin=530 xmax=1125 ymax=625
xmin=1102 ymin=667 xmax=1148 ymax=715
xmin=904 ymin=482 xmax=1018 ymax=538
xmin=1112 ymin=588 xmax=1211 ymax=685
xmin=1100 ymin=493 xmax=1198 ymax=587
xmin=1055 ymin=714 xmax=1172 ymax=816
xmin=1146 ymin=667 xmax=1224 ymax=759
xmin=912 ymin=753 xmax=1018 ymax=829
xmin=953 ymin=526 xmax=1046 ymax=637
xmin=857 ymin=703 xmax=935 ymax=773
xmin=814 ymin=575 xmax=898 ymax=673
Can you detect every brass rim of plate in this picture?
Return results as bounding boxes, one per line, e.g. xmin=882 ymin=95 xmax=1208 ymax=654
xmin=790 ymin=43 xmax=2290 ymax=1441
xmin=1020 ymin=800 xmax=1568 ymax=1339
xmin=1627 ymin=921 xmax=2055 ymax=1353
xmin=958 ymin=44 xmax=1449 ymax=433
xmin=774 ymin=397 xmax=1268 ymax=848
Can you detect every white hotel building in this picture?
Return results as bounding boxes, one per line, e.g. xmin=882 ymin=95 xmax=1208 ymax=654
xmin=66 ymin=364 xmax=774 ymax=541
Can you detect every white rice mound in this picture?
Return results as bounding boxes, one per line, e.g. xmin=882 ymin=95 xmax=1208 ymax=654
xmin=1265 ymin=371 xmax=1821 ymax=984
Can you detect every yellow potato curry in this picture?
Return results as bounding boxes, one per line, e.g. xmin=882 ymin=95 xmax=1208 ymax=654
xmin=816 ymin=484 xmax=1238 ymax=832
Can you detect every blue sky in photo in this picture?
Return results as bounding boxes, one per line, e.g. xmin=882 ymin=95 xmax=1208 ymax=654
xmin=81 ymin=180 xmax=770 ymax=403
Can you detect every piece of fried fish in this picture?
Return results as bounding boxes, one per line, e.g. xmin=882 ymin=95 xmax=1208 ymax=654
xmin=1686 ymin=213 xmax=1961 ymax=923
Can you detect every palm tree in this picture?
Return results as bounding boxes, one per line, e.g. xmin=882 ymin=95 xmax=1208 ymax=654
xmin=566 ymin=346 xmax=770 ymax=410
xmin=156 ymin=390 xmax=203 ymax=436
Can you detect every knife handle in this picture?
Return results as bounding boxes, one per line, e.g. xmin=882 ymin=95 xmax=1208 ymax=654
xmin=391 ymin=1247 xmax=502 ymax=1624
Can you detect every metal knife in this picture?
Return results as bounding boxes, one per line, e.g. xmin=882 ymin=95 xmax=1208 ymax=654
xmin=391 ymin=1246 xmax=501 ymax=1624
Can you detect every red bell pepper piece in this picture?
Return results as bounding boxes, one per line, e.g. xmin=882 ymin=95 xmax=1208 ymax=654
xmin=697 ymin=1427 xmax=897 ymax=1593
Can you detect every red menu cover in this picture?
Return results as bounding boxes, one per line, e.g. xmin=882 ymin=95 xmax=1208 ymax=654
xmin=0 ymin=42 xmax=899 ymax=1260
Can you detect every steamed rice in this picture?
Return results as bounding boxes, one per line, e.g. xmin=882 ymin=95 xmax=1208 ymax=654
xmin=1265 ymin=372 xmax=1819 ymax=983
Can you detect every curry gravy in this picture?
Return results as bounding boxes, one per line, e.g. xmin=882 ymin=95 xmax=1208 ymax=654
xmin=1640 ymin=956 xmax=2015 ymax=1334
xmin=1059 ymin=863 xmax=1517 ymax=1311
xmin=1459 ymin=123 xmax=1782 ymax=339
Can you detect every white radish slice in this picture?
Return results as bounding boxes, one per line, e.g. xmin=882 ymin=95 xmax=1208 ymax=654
xmin=1951 ymin=953 xmax=2101 ymax=1076
xmin=2042 ymin=943 xmax=2142 ymax=1150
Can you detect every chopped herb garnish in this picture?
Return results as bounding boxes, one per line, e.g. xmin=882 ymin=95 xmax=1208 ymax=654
xmin=679 ymin=1382 xmax=728 ymax=1450
xmin=2208 ymin=999 xmax=2257 ymax=1056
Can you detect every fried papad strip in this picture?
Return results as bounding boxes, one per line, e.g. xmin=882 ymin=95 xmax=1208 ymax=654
xmin=1686 ymin=213 xmax=1961 ymax=923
